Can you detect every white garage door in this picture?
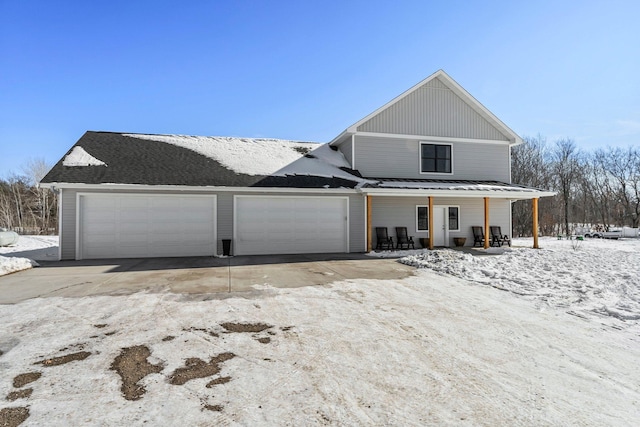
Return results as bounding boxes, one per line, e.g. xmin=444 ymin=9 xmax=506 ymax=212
xmin=234 ymin=196 xmax=348 ymax=256
xmin=79 ymin=194 xmax=216 ymax=259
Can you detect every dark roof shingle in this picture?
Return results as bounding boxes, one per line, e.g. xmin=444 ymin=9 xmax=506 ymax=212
xmin=41 ymin=131 xmax=361 ymax=189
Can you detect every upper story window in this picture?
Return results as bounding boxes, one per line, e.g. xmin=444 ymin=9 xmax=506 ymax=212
xmin=421 ymin=143 xmax=452 ymax=174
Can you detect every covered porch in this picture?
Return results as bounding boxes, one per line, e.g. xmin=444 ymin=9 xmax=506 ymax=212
xmin=360 ymin=180 xmax=555 ymax=252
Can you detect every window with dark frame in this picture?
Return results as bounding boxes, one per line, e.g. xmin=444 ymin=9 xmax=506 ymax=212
xmin=448 ymin=207 xmax=459 ymax=230
xmin=416 ymin=206 xmax=460 ymax=232
xmin=417 ymin=206 xmax=428 ymax=231
xmin=421 ymin=143 xmax=451 ymax=173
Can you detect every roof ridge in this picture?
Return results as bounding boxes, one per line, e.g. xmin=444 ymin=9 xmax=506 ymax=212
xmin=86 ymin=130 xmax=320 ymax=144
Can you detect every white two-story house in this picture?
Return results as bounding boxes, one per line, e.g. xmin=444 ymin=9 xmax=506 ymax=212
xmin=41 ymin=70 xmax=553 ymax=260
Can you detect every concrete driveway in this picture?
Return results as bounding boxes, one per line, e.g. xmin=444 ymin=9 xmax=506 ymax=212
xmin=0 ymin=253 xmax=415 ymax=304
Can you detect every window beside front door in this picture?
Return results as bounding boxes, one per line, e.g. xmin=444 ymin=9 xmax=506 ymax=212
xmin=420 ymin=143 xmax=452 ymax=174
xmin=448 ymin=206 xmax=459 ymax=231
xmin=417 ymin=206 xmax=429 ymax=231
xmin=416 ymin=206 xmax=460 ymax=231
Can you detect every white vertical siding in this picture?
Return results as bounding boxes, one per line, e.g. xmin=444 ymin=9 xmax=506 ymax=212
xmin=216 ymin=192 xmax=233 ymax=254
xmin=357 ymin=77 xmax=510 ymax=141
xmin=338 ymin=136 xmax=353 ymax=168
xmin=354 ymin=135 xmax=510 ymax=181
xmin=349 ymin=194 xmax=365 ymax=252
xmin=61 ymin=189 xmax=77 ymax=260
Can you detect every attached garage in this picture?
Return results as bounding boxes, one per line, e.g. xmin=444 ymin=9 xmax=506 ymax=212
xmin=234 ymin=196 xmax=349 ymax=255
xmin=77 ymin=194 xmax=216 ymax=259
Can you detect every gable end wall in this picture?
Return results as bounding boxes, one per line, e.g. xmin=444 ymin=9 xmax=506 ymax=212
xmin=357 ymin=77 xmax=510 ymax=141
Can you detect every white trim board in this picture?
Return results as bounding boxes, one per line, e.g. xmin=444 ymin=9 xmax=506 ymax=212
xmin=355 ymin=131 xmax=513 ymax=146
xmin=43 ymin=182 xmax=357 ymax=194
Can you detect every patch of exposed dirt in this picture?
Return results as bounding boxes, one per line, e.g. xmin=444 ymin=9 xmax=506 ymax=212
xmin=6 ymin=388 xmax=32 ymax=401
xmin=0 ymin=407 xmax=29 ymax=427
xmin=13 ymin=372 xmax=41 ymax=388
xmin=204 ymin=404 xmax=223 ymax=412
xmin=183 ymin=327 xmax=219 ymax=338
xmin=294 ymin=146 xmax=311 ymax=155
xmin=169 ymin=353 xmax=235 ymax=385
xmin=162 ymin=336 xmax=175 ymax=342
xmin=36 ymin=351 xmax=91 ymax=367
xmin=58 ymin=343 xmax=86 ymax=352
xmin=256 ymin=337 xmax=271 ymax=344
xmin=206 ymin=376 xmax=231 ymax=388
xmin=110 ymin=345 xmax=163 ymax=401
xmin=220 ymin=322 xmax=272 ymax=333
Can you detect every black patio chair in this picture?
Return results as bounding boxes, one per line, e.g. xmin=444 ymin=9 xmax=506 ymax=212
xmin=395 ymin=227 xmax=415 ymax=249
xmin=375 ymin=227 xmax=394 ymax=250
xmin=472 ymin=226 xmax=485 ymax=247
xmin=490 ymin=226 xmax=511 ymax=247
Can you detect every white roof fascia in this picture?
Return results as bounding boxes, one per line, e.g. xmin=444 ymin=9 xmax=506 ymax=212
xmin=38 ymin=182 xmax=358 ymax=194
xmin=337 ymin=69 xmax=523 ymax=146
xmin=355 ymin=131 xmax=513 ymax=145
xmin=40 ymin=182 xmax=555 ymax=199
xmin=358 ymin=187 xmax=556 ymax=200
xmin=328 ymin=130 xmax=353 ymax=146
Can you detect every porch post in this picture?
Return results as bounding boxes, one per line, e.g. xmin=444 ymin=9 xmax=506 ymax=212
xmin=366 ymin=195 xmax=372 ymax=252
xmin=532 ymin=197 xmax=539 ymax=249
xmin=484 ymin=197 xmax=490 ymax=249
xmin=428 ymin=196 xmax=434 ymax=250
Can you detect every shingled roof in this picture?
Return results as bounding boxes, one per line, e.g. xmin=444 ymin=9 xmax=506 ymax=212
xmin=41 ymin=131 xmax=362 ymax=189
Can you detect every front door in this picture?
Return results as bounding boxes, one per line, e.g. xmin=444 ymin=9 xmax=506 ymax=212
xmin=432 ymin=207 xmax=447 ymax=246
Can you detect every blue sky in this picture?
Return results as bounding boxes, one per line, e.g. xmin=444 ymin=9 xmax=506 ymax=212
xmin=1 ymin=0 xmax=638 ymax=178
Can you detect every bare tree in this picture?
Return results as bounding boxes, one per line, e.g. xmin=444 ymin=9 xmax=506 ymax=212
xmin=550 ymin=139 xmax=581 ymax=235
xmin=581 ymin=150 xmax=614 ymax=227
xmin=0 ymin=158 xmax=57 ymax=234
xmin=604 ymin=147 xmax=640 ymax=228
xmin=630 ymin=148 xmax=640 ymax=227
xmin=511 ymin=134 xmax=552 ymax=236
xmin=23 ymin=158 xmax=56 ymax=233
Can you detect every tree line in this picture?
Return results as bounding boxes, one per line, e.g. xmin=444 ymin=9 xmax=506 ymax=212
xmin=512 ymin=135 xmax=640 ymax=237
xmin=0 ymin=159 xmax=57 ymax=234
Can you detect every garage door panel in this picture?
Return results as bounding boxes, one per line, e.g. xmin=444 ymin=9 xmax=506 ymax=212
xmin=80 ymin=195 xmax=216 ymax=259
xmin=119 ymin=233 xmax=148 ymax=244
xmin=85 ymin=234 xmax=116 ymax=245
xmin=86 ymin=210 xmax=116 ymax=222
xmin=235 ymin=197 xmax=347 ymax=255
xmin=119 ymin=223 xmax=147 ymax=233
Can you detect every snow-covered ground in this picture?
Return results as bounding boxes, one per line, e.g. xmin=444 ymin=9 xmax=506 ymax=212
xmin=0 ymin=235 xmax=58 ymax=276
xmin=1 ymin=236 xmax=639 ymax=425
xmin=397 ymin=237 xmax=640 ymax=328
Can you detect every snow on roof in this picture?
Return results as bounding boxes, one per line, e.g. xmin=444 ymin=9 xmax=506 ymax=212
xmin=123 ymin=134 xmax=319 ymax=176
xmin=272 ymin=144 xmax=371 ymax=184
xmin=373 ymin=180 xmax=541 ymax=192
xmin=63 ymin=146 xmax=107 ymax=167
